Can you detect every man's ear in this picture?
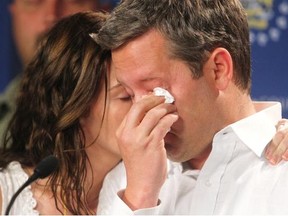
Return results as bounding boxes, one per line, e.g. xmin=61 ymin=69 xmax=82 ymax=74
xmin=205 ymin=48 xmax=234 ymax=91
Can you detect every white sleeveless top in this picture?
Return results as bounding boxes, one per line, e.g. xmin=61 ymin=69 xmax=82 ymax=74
xmin=0 ymin=162 xmax=39 ymax=215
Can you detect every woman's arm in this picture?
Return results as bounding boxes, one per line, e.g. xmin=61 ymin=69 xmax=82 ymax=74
xmin=266 ymin=119 xmax=288 ymax=164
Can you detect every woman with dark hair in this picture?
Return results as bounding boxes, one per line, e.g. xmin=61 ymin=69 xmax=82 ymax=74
xmin=0 ymin=11 xmax=131 ymax=214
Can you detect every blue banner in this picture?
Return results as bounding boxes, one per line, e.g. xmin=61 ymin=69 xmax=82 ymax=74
xmin=243 ymin=0 xmax=288 ymax=117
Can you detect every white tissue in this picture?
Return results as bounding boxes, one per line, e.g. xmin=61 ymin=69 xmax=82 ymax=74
xmin=153 ymin=87 xmax=175 ymax=104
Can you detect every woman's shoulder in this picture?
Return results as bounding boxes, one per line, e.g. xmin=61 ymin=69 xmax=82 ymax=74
xmin=0 ymin=161 xmax=38 ymax=215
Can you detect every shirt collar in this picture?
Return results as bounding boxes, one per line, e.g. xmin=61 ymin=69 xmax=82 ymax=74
xmin=173 ymin=102 xmax=282 ymax=176
xmin=216 ymin=102 xmax=282 ymax=157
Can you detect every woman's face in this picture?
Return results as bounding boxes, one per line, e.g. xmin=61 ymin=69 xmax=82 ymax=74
xmin=80 ymin=67 xmax=132 ymax=160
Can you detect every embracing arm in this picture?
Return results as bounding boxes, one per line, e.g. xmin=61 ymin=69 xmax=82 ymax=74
xmin=265 ymin=119 xmax=288 ymax=164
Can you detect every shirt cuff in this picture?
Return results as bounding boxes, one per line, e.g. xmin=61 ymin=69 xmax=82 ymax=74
xmin=111 ymin=190 xmax=161 ymax=215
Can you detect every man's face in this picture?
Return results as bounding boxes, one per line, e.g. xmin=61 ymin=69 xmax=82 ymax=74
xmin=112 ymin=30 xmax=219 ymax=163
xmin=9 ymin=0 xmax=98 ymax=66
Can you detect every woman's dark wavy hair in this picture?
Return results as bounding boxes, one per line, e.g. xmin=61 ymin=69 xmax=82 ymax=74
xmin=0 ymin=11 xmax=110 ymax=214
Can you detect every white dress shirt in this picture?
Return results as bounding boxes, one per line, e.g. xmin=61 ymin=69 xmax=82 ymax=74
xmin=97 ymin=102 xmax=287 ymax=215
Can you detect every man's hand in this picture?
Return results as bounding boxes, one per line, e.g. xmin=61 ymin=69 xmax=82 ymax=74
xmin=265 ymin=119 xmax=288 ymax=165
xmin=116 ymin=95 xmax=178 ymax=210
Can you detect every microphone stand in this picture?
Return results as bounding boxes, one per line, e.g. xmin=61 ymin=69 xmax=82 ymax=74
xmin=4 ymin=155 xmax=59 ymax=215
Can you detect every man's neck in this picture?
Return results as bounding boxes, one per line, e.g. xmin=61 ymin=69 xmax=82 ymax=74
xmin=186 ymin=145 xmax=212 ymax=170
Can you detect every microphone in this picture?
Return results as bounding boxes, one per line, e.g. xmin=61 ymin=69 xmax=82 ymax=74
xmin=5 ymin=155 xmax=59 ymax=215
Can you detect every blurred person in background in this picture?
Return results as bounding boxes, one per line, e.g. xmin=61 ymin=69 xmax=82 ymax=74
xmin=0 ymin=0 xmax=114 ymax=145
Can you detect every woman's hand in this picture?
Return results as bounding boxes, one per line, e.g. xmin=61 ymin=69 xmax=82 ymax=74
xmin=265 ymin=119 xmax=288 ymax=165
